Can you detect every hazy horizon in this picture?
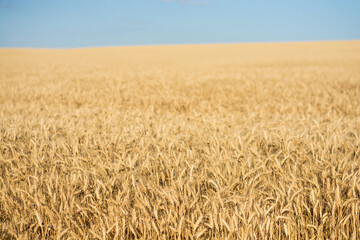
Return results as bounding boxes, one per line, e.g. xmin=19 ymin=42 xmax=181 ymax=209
xmin=1 ymin=39 xmax=360 ymax=51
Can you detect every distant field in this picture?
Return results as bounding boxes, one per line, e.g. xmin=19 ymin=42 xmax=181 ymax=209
xmin=1 ymin=41 xmax=360 ymax=239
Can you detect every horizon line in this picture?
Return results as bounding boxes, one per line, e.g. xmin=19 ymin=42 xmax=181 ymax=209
xmin=1 ymin=39 xmax=359 ymax=50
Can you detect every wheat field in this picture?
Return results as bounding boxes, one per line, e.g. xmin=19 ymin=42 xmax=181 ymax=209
xmin=1 ymin=41 xmax=360 ymax=239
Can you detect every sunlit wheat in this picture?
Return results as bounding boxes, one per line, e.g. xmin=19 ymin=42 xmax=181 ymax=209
xmin=0 ymin=41 xmax=360 ymax=239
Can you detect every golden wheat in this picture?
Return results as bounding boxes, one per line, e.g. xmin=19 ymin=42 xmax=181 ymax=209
xmin=1 ymin=41 xmax=360 ymax=239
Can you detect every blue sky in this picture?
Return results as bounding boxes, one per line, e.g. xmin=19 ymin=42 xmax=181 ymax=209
xmin=0 ymin=0 xmax=359 ymax=48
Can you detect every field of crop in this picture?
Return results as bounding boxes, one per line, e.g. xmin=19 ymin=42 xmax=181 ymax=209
xmin=1 ymin=41 xmax=360 ymax=239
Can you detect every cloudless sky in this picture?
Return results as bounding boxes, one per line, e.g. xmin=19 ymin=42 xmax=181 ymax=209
xmin=0 ymin=0 xmax=360 ymax=48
